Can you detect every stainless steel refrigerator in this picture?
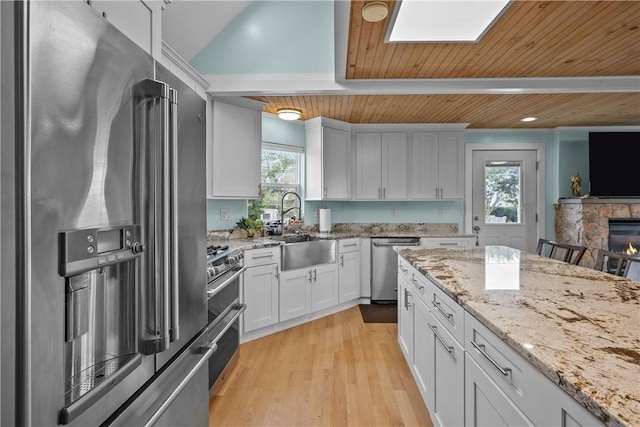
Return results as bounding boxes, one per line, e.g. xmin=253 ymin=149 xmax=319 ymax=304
xmin=1 ymin=2 xmax=210 ymax=425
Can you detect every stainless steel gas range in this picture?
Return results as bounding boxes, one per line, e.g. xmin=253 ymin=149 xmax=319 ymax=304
xmin=205 ymin=245 xmax=246 ymax=392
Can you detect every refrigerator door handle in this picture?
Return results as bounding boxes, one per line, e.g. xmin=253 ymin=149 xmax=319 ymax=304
xmin=168 ymin=88 xmax=180 ymax=343
xmin=135 ymin=79 xmax=171 ymax=355
xmin=159 ymin=81 xmax=171 ymax=352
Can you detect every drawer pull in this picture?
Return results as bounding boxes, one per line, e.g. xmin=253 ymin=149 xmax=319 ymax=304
xmin=410 ymin=277 xmax=425 ymax=290
xmin=251 ymin=253 xmax=274 ymax=260
xmin=432 ymin=300 xmax=453 ymax=320
xmin=343 ymin=243 xmax=358 ymax=247
xmin=428 ymin=323 xmax=453 ymax=354
xmin=471 ymin=341 xmax=512 ymax=378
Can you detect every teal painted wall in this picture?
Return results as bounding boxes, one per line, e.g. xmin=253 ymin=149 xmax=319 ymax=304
xmin=556 ymin=129 xmax=590 ymax=199
xmin=207 ymin=199 xmax=247 ymax=231
xmin=262 ymin=116 xmax=306 ymax=148
xmin=190 ymin=1 xmax=334 ymax=75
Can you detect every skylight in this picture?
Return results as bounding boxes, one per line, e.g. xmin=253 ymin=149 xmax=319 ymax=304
xmin=388 ymin=0 xmax=511 ymax=43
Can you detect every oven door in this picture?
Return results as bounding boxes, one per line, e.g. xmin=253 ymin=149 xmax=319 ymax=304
xmin=206 ymin=266 xmax=246 ymax=388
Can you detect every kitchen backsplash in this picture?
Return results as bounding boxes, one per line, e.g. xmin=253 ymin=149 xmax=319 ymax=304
xmin=207 ymin=222 xmax=460 ymax=243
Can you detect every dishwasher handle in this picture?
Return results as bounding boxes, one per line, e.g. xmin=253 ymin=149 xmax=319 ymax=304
xmin=372 ymin=242 xmax=420 ymax=247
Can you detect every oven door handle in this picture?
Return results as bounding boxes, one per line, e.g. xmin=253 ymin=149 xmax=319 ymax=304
xmin=207 ymin=267 xmax=246 ymax=299
xmin=142 ymin=304 xmax=246 ymax=427
xmin=206 ymin=304 xmax=247 ymax=351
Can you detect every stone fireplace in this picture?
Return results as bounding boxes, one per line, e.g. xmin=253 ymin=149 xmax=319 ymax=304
xmin=555 ymin=199 xmax=640 ymax=268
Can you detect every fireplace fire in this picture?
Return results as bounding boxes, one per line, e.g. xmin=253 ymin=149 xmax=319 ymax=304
xmin=608 ymin=219 xmax=640 ymax=254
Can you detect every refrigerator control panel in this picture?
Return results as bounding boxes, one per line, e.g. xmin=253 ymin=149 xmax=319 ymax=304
xmin=59 ymin=224 xmax=143 ymax=277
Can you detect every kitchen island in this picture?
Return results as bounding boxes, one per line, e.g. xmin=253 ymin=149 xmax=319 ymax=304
xmin=397 ymin=246 xmax=639 ymax=427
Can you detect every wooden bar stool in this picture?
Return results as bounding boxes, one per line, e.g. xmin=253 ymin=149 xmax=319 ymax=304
xmin=594 ymin=249 xmax=640 ymax=280
xmin=536 ymin=239 xmax=587 ymax=265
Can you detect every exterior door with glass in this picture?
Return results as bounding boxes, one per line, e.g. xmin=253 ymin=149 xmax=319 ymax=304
xmin=471 ymin=150 xmax=538 ymax=252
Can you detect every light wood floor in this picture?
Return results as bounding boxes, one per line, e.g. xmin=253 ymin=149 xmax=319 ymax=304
xmin=209 ymin=306 xmax=433 ymax=427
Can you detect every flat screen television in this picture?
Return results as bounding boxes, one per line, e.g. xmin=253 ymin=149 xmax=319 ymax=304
xmin=588 ymin=132 xmax=640 ymax=198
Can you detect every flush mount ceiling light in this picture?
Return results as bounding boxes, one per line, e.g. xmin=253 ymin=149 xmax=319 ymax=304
xmin=388 ymin=0 xmax=511 ymax=42
xmin=362 ymin=1 xmax=389 ymax=23
xmin=520 ymin=116 xmax=538 ymax=122
xmin=277 ymin=108 xmax=302 ymax=121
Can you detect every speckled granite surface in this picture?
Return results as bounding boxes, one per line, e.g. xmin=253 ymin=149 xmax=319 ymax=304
xmin=398 ymin=246 xmax=640 ymax=427
xmin=207 ymin=222 xmax=472 ymax=245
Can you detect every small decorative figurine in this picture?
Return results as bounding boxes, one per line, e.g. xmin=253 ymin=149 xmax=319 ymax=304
xmin=570 ymin=173 xmax=582 ymax=197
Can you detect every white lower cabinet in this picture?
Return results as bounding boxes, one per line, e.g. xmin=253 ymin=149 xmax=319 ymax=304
xmin=338 ymin=239 xmax=361 ymax=303
xmin=397 ymin=275 xmax=414 ymax=364
xmin=465 ymin=354 xmax=534 ymax=427
xmin=243 ymin=263 xmax=279 ymax=333
xmin=398 ymin=256 xmax=605 ymax=427
xmin=312 ymin=264 xmax=339 ymax=312
xmin=279 ymin=264 xmax=338 ymax=322
xmin=414 ymin=295 xmax=464 ymax=427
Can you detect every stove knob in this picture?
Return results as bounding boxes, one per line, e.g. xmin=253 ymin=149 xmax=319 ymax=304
xmin=207 ymin=266 xmax=215 ymax=280
xmin=131 ymin=242 xmax=145 ymax=254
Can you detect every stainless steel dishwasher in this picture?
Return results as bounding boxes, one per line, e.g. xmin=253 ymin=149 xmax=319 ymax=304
xmin=371 ymin=237 xmax=421 ymax=303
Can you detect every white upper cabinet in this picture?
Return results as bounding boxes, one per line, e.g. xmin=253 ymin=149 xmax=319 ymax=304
xmin=355 ymin=132 xmax=408 ymax=200
xmin=208 ymin=98 xmax=264 ymax=199
xmin=90 ymin=1 xmax=162 ymax=58
xmin=410 ymin=132 xmax=465 ymax=199
xmin=305 ymin=118 xmax=352 ymax=200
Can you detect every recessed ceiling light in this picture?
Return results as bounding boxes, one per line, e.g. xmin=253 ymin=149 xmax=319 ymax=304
xmin=362 ymin=2 xmax=389 ymax=23
xmin=277 ymin=108 xmax=302 ymax=121
xmin=520 ymin=117 xmax=538 ymax=122
xmin=388 ymin=0 xmax=511 ymax=42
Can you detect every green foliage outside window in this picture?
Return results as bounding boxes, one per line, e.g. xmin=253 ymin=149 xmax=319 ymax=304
xmin=248 ymin=146 xmax=301 ymax=221
xmin=485 ymin=164 xmax=521 ymax=223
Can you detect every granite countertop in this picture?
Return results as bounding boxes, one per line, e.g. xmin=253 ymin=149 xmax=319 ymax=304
xmin=397 ymin=246 xmax=640 ymax=427
xmin=207 ymin=222 xmax=474 ymax=245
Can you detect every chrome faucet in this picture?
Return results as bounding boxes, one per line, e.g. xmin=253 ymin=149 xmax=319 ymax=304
xmin=280 ymin=191 xmax=302 ymax=234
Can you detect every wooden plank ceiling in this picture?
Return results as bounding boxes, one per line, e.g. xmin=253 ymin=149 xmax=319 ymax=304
xmin=254 ymin=0 xmax=640 ymax=128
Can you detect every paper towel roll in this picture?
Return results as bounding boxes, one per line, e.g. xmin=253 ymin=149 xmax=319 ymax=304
xmin=319 ymin=208 xmax=332 ymax=233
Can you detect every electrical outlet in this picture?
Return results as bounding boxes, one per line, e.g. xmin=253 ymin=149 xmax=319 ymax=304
xmin=220 ymin=208 xmax=232 ymax=221
xmin=390 ymin=208 xmax=397 ymax=216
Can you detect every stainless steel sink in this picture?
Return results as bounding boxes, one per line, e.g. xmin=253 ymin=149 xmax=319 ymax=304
xmin=271 ymin=234 xmax=314 ymax=243
xmin=281 ymin=239 xmax=337 ymax=270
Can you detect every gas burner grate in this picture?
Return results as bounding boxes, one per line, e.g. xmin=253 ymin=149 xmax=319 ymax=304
xmin=207 ymin=244 xmax=229 ymax=256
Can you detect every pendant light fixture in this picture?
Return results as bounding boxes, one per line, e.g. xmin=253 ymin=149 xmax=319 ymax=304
xmin=277 ymin=108 xmax=302 ymax=121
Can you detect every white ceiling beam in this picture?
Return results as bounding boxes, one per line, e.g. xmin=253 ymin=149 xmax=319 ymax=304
xmin=204 ymin=74 xmax=640 ymax=96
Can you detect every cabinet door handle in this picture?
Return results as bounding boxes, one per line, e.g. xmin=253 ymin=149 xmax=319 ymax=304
xmin=404 ymin=288 xmax=412 ymax=310
xmin=274 ymin=265 xmax=279 ymax=280
xmin=378 ymin=188 xmax=381 ymax=199
xmin=323 ymin=186 xmax=328 ymax=197
xmin=435 ymin=187 xmax=438 ymax=198
xmin=428 ymin=323 xmax=453 ymax=354
xmin=340 ymin=255 xmax=344 ymax=266
xmin=471 ymin=341 xmax=512 ymax=378
xmin=432 ymin=300 xmax=453 ymax=320
xmin=308 ymin=270 xmax=313 ymax=283
xmin=313 ymin=268 xmax=317 ymax=282
xmin=383 ymin=188 xmax=386 ymax=199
